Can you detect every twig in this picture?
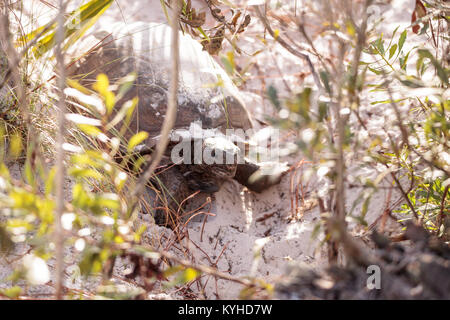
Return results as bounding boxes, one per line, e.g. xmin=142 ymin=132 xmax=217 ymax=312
xmin=254 ymin=5 xmax=323 ymax=91
xmin=296 ymin=13 xmax=330 ymax=75
xmin=54 ymin=0 xmax=67 ymax=300
xmin=380 ymin=62 xmax=450 ymax=178
xmin=388 ymin=169 xmax=419 ymax=220
xmin=437 ymin=185 xmax=449 ymax=232
xmin=346 ymin=0 xmax=372 ymax=132
xmin=129 ymin=0 xmax=181 ymax=211
xmin=0 ymin=3 xmax=30 ymax=125
xmin=327 ymin=41 xmax=348 ymax=265
xmin=132 ymin=244 xmax=262 ymax=289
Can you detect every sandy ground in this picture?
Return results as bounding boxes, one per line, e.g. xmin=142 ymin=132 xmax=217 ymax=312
xmin=1 ymin=0 xmax=428 ymax=299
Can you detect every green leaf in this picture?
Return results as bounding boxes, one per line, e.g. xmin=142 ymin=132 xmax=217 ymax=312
xmin=267 ymin=85 xmax=280 ymax=110
xmin=77 ymin=124 xmax=103 ymax=137
xmin=9 ymin=132 xmax=23 ymax=159
xmin=181 ymin=268 xmax=200 ymax=282
xmin=320 ymin=71 xmax=331 ymax=94
xmin=318 ymin=102 xmax=329 ymax=122
xmin=116 ymin=73 xmax=137 ymax=100
xmin=370 ymin=98 xmax=406 ymax=105
xmin=398 ymin=30 xmax=407 ymax=53
xmin=375 ymin=35 xmax=385 ymax=55
xmin=389 ymin=44 xmax=398 ymax=59
xmin=368 ymin=67 xmax=383 ymax=75
xmin=45 ymin=167 xmax=56 ymax=196
xmin=399 ymin=78 xmax=423 ymax=88
xmin=160 ymin=0 xmax=170 ymax=24
xmin=108 ymin=97 xmax=138 ymax=132
xmin=95 ymin=194 xmax=120 ymax=211
xmin=69 ymin=167 xmax=103 ymax=180
xmin=391 ymin=26 xmax=400 ymax=41
xmin=164 ymin=267 xmax=200 ymax=288
xmin=399 ymin=50 xmax=411 ymax=70
xmin=197 ymin=27 xmax=210 ymax=42
xmin=127 ymin=131 xmax=149 ymax=153
xmin=62 ymin=0 xmax=114 ymax=52
xmin=221 ymin=54 xmax=235 ymax=75
xmin=417 ymin=49 xmax=449 ymax=85
xmin=0 ymin=286 xmax=22 ymax=299
xmin=79 ymin=247 xmax=101 ymax=276
xmin=93 ymin=74 xmax=116 ymax=114
xmin=10 ymin=190 xmax=37 ymax=211
xmin=72 ymin=183 xmax=91 ymax=209
xmin=361 ymin=194 xmax=372 ymax=219
xmin=24 ymin=159 xmax=36 ymax=188
xmin=295 ymin=88 xmax=312 ymax=121
xmin=0 ymin=226 xmax=13 ymax=254
xmin=24 ymin=0 xmax=113 ymax=58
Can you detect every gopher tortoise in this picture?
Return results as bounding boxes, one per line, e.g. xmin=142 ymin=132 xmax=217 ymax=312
xmin=68 ymin=22 xmax=285 ymax=226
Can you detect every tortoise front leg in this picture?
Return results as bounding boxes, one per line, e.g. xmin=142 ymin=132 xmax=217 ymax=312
xmin=152 ymin=165 xmax=192 ymax=228
xmin=234 ymin=160 xmax=287 ymax=193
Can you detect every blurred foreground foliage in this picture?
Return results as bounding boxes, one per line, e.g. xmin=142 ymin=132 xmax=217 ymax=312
xmin=264 ymin=0 xmax=449 ymax=241
xmin=0 ymin=71 xmax=206 ymax=299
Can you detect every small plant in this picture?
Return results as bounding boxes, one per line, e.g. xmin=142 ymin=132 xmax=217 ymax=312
xmin=261 ymin=0 xmax=449 ymax=263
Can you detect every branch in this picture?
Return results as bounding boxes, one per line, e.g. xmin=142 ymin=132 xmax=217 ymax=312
xmin=388 ymin=169 xmax=419 ymax=221
xmin=254 ymin=5 xmax=323 ymax=91
xmin=129 ymin=244 xmax=264 ymax=289
xmin=437 ymin=185 xmax=449 ymax=232
xmin=54 ymin=0 xmax=67 ymax=300
xmin=130 ymin=0 xmax=181 ymax=211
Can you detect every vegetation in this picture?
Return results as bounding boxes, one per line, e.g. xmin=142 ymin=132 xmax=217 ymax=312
xmin=0 ymin=0 xmax=448 ymax=299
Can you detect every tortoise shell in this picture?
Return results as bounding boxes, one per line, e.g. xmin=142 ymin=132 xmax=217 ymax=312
xmin=67 ymin=22 xmax=254 ymax=147
xmin=67 ymin=22 xmax=286 ymax=227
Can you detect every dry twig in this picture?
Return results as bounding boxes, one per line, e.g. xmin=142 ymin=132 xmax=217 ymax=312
xmin=254 ymin=5 xmax=322 ymax=91
xmin=54 ymin=0 xmax=67 ymax=300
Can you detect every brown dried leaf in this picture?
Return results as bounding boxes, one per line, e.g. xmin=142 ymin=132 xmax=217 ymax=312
xmin=201 ymin=26 xmax=225 ymax=55
xmin=181 ymin=10 xmax=206 ymax=28
xmin=237 ymin=14 xmax=251 ymax=33
xmin=231 ymin=10 xmax=242 ymax=27
xmin=411 ymin=0 xmax=427 ymax=34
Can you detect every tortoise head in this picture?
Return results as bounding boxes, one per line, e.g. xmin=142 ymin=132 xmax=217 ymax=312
xmin=179 ymin=135 xmax=242 ymax=193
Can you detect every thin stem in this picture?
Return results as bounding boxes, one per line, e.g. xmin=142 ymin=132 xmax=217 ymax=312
xmin=54 ymin=0 xmax=67 ymax=300
xmin=389 ymin=169 xmax=419 ymax=220
xmin=130 ymin=0 xmax=181 ymax=211
xmin=254 ymin=5 xmax=323 ymax=91
xmin=437 ymin=185 xmax=449 ymax=233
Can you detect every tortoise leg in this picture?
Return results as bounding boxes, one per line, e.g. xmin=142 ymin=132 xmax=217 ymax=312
xmin=140 ymin=185 xmax=159 ymax=217
xmin=181 ymin=170 xmax=221 ymax=194
xmin=234 ymin=160 xmax=286 ymax=193
xmin=152 ymin=165 xmax=192 ymax=227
